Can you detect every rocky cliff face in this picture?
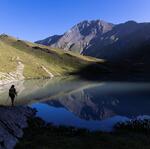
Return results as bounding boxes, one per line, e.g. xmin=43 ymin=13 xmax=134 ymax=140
xmin=83 ymin=21 xmax=150 ymax=62
xmin=36 ymin=20 xmax=114 ymax=53
xmin=36 ymin=20 xmax=150 ymax=66
xmin=0 ymin=106 xmax=36 ymax=149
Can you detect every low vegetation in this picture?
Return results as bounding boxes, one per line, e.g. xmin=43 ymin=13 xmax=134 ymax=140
xmin=115 ymin=119 xmax=150 ymax=134
xmin=15 ymin=117 xmax=150 ymax=149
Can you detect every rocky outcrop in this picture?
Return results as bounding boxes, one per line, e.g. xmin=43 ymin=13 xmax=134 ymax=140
xmin=0 ymin=106 xmax=36 ymax=149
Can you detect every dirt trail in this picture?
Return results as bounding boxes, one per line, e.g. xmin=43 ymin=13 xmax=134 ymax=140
xmin=41 ymin=65 xmax=54 ymax=78
xmin=0 ymin=57 xmax=25 ymax=85
xmin=0 ymin=57 xmax=55 ymax=85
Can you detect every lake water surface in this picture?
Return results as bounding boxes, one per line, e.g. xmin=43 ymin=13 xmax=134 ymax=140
xmin=1 ymin=76 xmax=150 ymax=131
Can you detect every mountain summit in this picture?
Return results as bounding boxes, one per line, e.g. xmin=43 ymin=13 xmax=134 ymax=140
xmin=36 ymin=20 xmax=150 ymax=66
xmin=36 ymin=20 xmax=114 ymax=53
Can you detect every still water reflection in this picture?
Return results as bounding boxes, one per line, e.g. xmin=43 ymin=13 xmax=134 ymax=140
xmin=1 ymin=76 xmax=150 ymax=131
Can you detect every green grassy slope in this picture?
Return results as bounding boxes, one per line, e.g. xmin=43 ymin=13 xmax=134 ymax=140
xmin=0 ymin=34 xmax=104 ymax=79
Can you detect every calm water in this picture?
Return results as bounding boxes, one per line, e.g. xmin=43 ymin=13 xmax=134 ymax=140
xmin=1 ymin=76 xmax=150 ymax=131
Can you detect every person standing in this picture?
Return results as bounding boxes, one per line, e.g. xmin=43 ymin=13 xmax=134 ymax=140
xmin=9 ymin=85 xmax=17 ymax=106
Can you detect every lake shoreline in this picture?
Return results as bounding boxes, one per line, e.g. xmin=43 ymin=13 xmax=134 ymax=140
xmin=15 ymin=112 xmax=150 ymax=149
xmin=0 ymin=104 xmax=147 ymax=149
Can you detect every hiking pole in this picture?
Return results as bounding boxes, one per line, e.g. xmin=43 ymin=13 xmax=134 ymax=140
xmin=15 ymin=92 xmax=19 ymax=106
xmin=5 ymin=95 xmax=10 ymax=105
xmin=15 ymin=95 xmax=18 ymax=105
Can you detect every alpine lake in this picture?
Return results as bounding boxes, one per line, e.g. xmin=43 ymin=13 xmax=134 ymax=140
xmin=1 ymin=75 xmax=150 ymax=132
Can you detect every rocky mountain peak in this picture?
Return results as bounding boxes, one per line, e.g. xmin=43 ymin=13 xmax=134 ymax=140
xmin=72 ymin=20 xmax=114 ymax=36
xmin=36 ymin=20 xmax=114 ymax=52
xmin=36 ymin=20 xmax=150 ymax=66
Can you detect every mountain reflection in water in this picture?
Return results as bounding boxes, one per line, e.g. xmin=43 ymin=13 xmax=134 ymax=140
xmin=1 ymin=76 xmax=150 ymax=131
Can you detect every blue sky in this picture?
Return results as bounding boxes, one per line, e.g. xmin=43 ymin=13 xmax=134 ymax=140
xmin=0 ymin=0 xmax=150 ymax=41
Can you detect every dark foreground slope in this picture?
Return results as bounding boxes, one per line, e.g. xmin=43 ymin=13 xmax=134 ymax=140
xmin=16 ymin=117 xmax=150 ymax=149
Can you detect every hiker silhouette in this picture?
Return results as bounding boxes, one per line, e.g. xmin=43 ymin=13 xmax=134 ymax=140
xmin=9 ymin=85 xmax=17 ymax=106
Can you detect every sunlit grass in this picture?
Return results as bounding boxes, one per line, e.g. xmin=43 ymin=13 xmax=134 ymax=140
xmin=0 ymin=34 xmax=104 ymax=79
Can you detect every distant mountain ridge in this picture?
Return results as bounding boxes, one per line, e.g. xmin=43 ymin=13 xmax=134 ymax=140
xmin=36 ymin=20 xmax=150 ymax=67
xmin=37 ymin=35 xmax=63 ymax=46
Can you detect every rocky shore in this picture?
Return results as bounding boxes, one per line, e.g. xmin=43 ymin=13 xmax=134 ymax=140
xmin=0 ymin=106 xmax=36 ymax=149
